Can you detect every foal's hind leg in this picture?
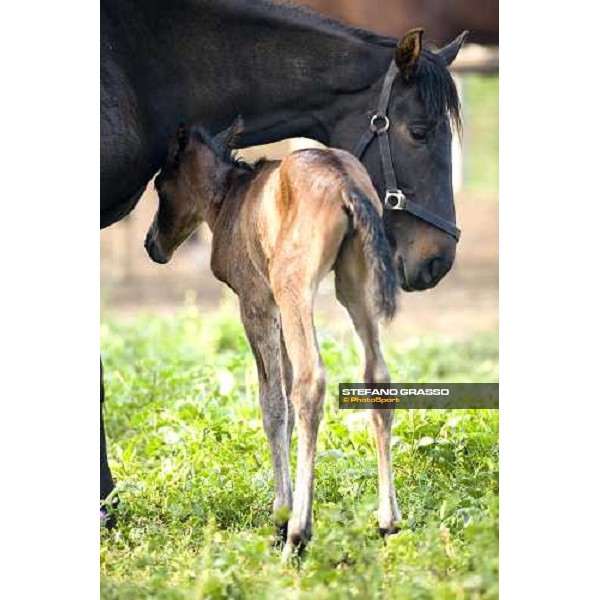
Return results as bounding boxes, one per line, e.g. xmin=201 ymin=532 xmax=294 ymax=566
xmin=280 ymin=329 xmax=294 ymax=446
xmin=335 ymin=242 xmax=401 ymax=534
xmin=272 ymin=279 xmax=325 ymax=556
xmin=239 ymin=296 xmax=293 ymax=537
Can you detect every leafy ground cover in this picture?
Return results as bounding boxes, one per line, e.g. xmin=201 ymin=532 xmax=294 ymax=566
xmin=101 ymin=305 xmax=498 ymax=599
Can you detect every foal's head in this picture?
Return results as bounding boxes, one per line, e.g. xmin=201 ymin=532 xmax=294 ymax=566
xmin=145 ymin=121 xmax=245 ymax=264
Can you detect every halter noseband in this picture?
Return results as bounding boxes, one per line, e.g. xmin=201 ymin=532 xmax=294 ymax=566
xmin=352 ymin=60 xmax=461 ymax=242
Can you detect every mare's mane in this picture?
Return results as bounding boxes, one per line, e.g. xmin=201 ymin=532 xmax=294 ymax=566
xmin=416 ymin=48 xmax=462 ymax=132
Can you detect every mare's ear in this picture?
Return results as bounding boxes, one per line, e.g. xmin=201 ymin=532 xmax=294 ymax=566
xmin=437 ymin=31 xmax=469 ymax=66
xmin=395 ymin=28 xmax=424 ymax=81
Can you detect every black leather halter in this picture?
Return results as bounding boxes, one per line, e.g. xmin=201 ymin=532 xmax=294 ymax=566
xmin=352 ymin=60 xmax=461 ymax=242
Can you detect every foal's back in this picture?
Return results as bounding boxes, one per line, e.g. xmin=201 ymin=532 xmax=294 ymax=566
xmin=210 ymin=147 xmax=382 ymax=293
xmin=274 ymin=148 xmax=382 ymax=288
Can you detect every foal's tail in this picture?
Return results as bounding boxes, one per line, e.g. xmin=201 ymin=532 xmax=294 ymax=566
xmin=342 ymin=189 xmax=398 ymax=320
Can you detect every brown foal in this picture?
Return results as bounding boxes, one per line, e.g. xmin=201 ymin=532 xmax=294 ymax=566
xmin=145 ymin=121 xmax=400 ymax=555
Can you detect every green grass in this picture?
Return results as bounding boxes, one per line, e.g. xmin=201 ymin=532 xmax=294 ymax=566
xmin=463 ymin=74 xmax=499 ymax=195
xmin=101 ymin=305 xmax=498 ymax=599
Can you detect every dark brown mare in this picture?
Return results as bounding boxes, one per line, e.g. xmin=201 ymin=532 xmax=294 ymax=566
xmin=145 ymin=120 xmax=398 ymax=553
xmin=101 ymin=0 xmax=466 ymax=518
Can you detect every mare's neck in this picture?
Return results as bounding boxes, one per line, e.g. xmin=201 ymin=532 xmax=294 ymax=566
xmin=212 ymin=1 xmax=396 ymax=146
xmin=126 ymin=0 xmax=395 ymax=148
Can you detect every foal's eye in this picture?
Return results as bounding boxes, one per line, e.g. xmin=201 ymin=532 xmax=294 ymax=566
xmin=409 ymin=126 xmax=429 ymax=143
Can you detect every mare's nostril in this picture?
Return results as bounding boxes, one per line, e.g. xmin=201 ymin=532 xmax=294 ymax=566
xmin=430 ymin=257 xmax=443 ymax=280
xmin=420 ymin=259 xmax=435 ymax=286
xmin=419 ymin=257 xmax=446 ymax=288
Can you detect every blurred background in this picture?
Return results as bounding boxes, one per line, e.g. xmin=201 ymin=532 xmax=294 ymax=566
xmin=100 ymin=0 xmax=498 ymax=343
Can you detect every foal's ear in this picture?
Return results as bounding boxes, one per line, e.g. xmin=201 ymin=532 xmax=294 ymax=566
xmin=224 ymin=115 xmax=245 ymax=151
xmin=176 ymin=122 xmax=189 ymax=152
xmin=167 ymin=122 xmax=189 ymax=161
xmin=212 ymin=115 xmax=245 ymax=162
xmin=437 ymin=31 xmax=469 ymax=66
xmin=396 ymin=28 xmax=424 ymax=81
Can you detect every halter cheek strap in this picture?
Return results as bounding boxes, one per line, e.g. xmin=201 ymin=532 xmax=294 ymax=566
xmin=352 ymin=60 xmax=461 ymax=242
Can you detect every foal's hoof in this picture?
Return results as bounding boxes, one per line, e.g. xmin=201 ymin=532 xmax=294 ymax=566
xmin=273 ymin=522 xmax=288 ymax=550
xmin=378 ymin=524 xmax=400 ymax=538
xmin=282 ymin=529 xmax=311 ymax=561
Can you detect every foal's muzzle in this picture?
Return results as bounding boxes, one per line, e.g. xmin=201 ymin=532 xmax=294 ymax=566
xmin=144 ymin=231 xmax=170 ymax=264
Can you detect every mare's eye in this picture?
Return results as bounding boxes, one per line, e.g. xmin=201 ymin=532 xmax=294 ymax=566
xmin=409 ymin=126 xmax=429 ymax=143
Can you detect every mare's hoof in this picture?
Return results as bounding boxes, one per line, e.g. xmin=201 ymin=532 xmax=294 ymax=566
xmin=100 ymin=507 xmax=116 ymax=529
xmin=100 ymin=495 xmax=119 ymax=529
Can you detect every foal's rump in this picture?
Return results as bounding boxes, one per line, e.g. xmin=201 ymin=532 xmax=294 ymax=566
xmin=274 ymin=148 xmax=398 ymax=320
xmin=339 ymin=188 xmax=398 ymax=319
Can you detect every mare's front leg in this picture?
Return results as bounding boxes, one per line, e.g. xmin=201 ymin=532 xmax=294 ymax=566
xmin=239 ymin=296 xmax=293 ymax=541
xmin=100 ymin=359 xmax=117 ymax=526
xmin=335 ymin=245 xmax=401 ymax=535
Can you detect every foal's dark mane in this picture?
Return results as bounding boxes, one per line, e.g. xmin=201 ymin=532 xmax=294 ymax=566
xmin=189 ymin=125 xmax=254 ymax=172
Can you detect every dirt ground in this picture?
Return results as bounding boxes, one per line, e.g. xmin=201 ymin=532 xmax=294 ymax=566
xmin=101 ymin=182 xmax=497 ymax=342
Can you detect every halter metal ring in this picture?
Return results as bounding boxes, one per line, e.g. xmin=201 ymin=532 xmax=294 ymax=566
xmin=370 ymin=114 xmax=390 ymax=134
xmin=384 ymin=190 xmax=407 ymax=210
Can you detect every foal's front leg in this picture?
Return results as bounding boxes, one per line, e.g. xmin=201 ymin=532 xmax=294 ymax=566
xmin=239 ymin=297 xmax=293 ymax=538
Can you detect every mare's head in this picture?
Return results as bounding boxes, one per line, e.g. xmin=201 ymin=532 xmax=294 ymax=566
xmin=145 ymin=121 xmax=244 ymax=264
xmin=335 ymin=29 xmax=467 ymax=291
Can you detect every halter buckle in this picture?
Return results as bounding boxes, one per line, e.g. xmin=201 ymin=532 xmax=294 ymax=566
xmin=370 ymin=114 xmax=390 ymax=134
xmin=384 ymin=190 xmax=407 ymax=210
